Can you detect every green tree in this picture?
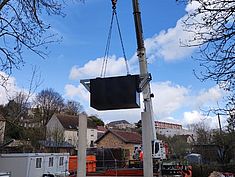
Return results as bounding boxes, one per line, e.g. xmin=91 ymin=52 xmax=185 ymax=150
xmin=88 ymin=115 xmax=104 ymax=126
xmin=167 ymin=135 xmax=190 ymax=159
xmin=211 ymin=130 xmax=235 ymax=164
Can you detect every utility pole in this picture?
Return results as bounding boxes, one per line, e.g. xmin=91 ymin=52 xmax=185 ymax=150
xmin=132 ymin=0 xmax=157 ymax=177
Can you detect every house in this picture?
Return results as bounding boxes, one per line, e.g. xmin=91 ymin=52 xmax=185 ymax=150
xmin=46 ymin=113 xmax=98 ymax=148
xmin=0 ymin=153 xmax=69 ymax=177
xmin=107 ymin=120 xmax=135 ymax=129
xmin=0 ymin=115 xmax=6 ymax=144
xmin=95 ymin=129 xmax=142 ymax=160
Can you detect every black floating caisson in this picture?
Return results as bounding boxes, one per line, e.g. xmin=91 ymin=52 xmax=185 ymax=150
xmin=90 ymin=75 xmax=141 ymax=110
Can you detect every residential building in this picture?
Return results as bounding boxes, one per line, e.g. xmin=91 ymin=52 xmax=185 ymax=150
xmin=107 ymin=120 xmax=135 ymax=129
xmin=95 ymin=129 xmax=142 ymax=160
xmin=155 ymin=121 xmax=182 ymax=129
xmin=155 ymin=121 xmax=196 ymax=140
xmin=46 ymin=113 xmax=98 ymax=148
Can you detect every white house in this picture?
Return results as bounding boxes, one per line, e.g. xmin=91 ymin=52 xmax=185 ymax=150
xmin=107 ymin=120 xmax=135 ymax=129
xmin=46 ymin=114 xmax=98 ymax=148
xmin=0 ymin=153 xmax=69 ymax=177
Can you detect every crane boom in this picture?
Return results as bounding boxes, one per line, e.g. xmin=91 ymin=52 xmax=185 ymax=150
xmin=132 ymin=0 xmax=158 ymax=177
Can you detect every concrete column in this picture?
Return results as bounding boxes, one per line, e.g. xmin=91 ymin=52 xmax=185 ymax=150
xmin=77 ymin=114 xmax=87 ymax=177
xmin=141 ymin=111 xmax=154 ymax=177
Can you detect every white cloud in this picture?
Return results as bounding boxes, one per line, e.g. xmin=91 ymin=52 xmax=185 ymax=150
xmin=183 ymin=110 xmax=227 ymax=129
xmin=183 ymin=110 xmax=205 ymax=125
xmin=143 ymin=0 xmax=207 ymax=62
xmin=145 ymin=23 xmax=196 ymax=62
xmin=64 ymin=84 xmax=89 ymax=105
xmin=151 ymin=81 xmax=189 ymax=117
xmin=194 ymin=85 xmax=224 ymax=108
xmin=69 ymin=55 xmax=134 ymax=80
xmin=0 ymin=72 xmax=21 ymax=105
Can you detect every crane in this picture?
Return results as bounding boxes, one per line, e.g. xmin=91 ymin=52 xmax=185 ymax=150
xmin=131 ymin=0 xmax=161 ymax=177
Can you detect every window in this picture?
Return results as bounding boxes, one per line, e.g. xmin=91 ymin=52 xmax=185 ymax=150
xmin=90 ymin=140 xmax=94 ymax=147
xmin=68 ymin=138 xmax=72 ymax=144
xmin=36 ymin=158 xmax=42 ymax=168
xmin=49 ymin=157 xmax=53 ymax=167
xmin=59 ymin=157 xmax=64 ymax=166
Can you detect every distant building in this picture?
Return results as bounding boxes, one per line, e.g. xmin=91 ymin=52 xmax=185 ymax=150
xmin=0 ymin=115 xmax=6 ymax=144
xmin=46 ymin=114 xmax=98 ymax=148
xmin=155 ymin=121 xmax=196 ymax=140
xmin=155 ymin=121 xmax=182 ymax=129
xmin=107 ymin=120 xmax=135 ymax=129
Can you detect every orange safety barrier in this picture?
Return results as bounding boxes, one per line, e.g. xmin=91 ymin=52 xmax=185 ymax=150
xmin=69 ymin=155 xmax=96 ymax=174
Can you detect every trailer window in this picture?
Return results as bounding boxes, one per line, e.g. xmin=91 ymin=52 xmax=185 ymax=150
xmin=49 ymin=157 xmax=54 ymax=167
xmin=59 ymin=157 xmax=64 ymax=166
xmin=36 ymin=158 xmax=42 ymax=168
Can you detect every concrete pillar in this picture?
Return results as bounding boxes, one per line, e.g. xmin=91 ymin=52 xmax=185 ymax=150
xmin=77 ymin=114 xmax=87 ymax=177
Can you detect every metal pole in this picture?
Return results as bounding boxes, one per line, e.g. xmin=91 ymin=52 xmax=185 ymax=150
xmin=132 ymin=0 xmax=157 ymax=177
xmin=77 ymin=114 xmax=87 ymax=177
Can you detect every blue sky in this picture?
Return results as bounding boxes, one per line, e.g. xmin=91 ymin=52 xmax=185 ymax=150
xmin=0 ymin=0 xmax=228 ymax=128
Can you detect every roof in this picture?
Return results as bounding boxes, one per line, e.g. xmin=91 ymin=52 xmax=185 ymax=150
xmin=96 ymin=129 xmax=142 ymax=144
xmin=97 ymin=126 xmax=107 ymax=132
xmin=55 ymin=114 xmax=97 ymax=130
xmin=39 ymin=140 xmax=74 ymax=148
xmin=107 ymin=120 xmax=130 ymax=126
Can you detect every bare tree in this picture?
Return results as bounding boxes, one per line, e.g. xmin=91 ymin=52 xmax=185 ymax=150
xmin=34 ymin=88 xmax=64 ymax=126
xmin=182 ymin=0 xmax=235 ymax=93
xmin=62 ymin=100 xmax=83 ymax=116
xmin=181 ymin=0 xmax=235 ymax=126
xmin=0 ymin=0 xmax=65 ymax=85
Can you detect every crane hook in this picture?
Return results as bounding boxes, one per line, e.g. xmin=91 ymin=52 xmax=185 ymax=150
xmin=111 ymin=0 xmax=117 ymax=9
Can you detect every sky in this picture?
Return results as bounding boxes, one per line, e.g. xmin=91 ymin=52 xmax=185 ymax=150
xmin=0 ymin=0 xmax=228 ymax=128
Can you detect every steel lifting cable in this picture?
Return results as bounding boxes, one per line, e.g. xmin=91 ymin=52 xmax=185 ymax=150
xmin=100 ymin=0 xmax=130 ymax=78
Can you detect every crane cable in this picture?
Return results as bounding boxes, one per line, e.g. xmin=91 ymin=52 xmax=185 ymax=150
xmin=100 ymin=0 xmax=130 ymax=78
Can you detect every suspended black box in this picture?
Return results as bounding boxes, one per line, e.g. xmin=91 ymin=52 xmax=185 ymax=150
xmin=90 ymin=75 xmax=140 ymax=110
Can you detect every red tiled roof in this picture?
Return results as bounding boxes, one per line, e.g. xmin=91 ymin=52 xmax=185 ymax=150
xmin=96 ymin=129 xmax=142 ymax=144
xmin=97 ymin=126 xmax=107 ymax=132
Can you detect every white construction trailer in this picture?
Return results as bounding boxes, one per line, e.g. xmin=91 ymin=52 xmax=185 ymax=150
xmin=0 ymin=153 xmax=69 ymax=177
